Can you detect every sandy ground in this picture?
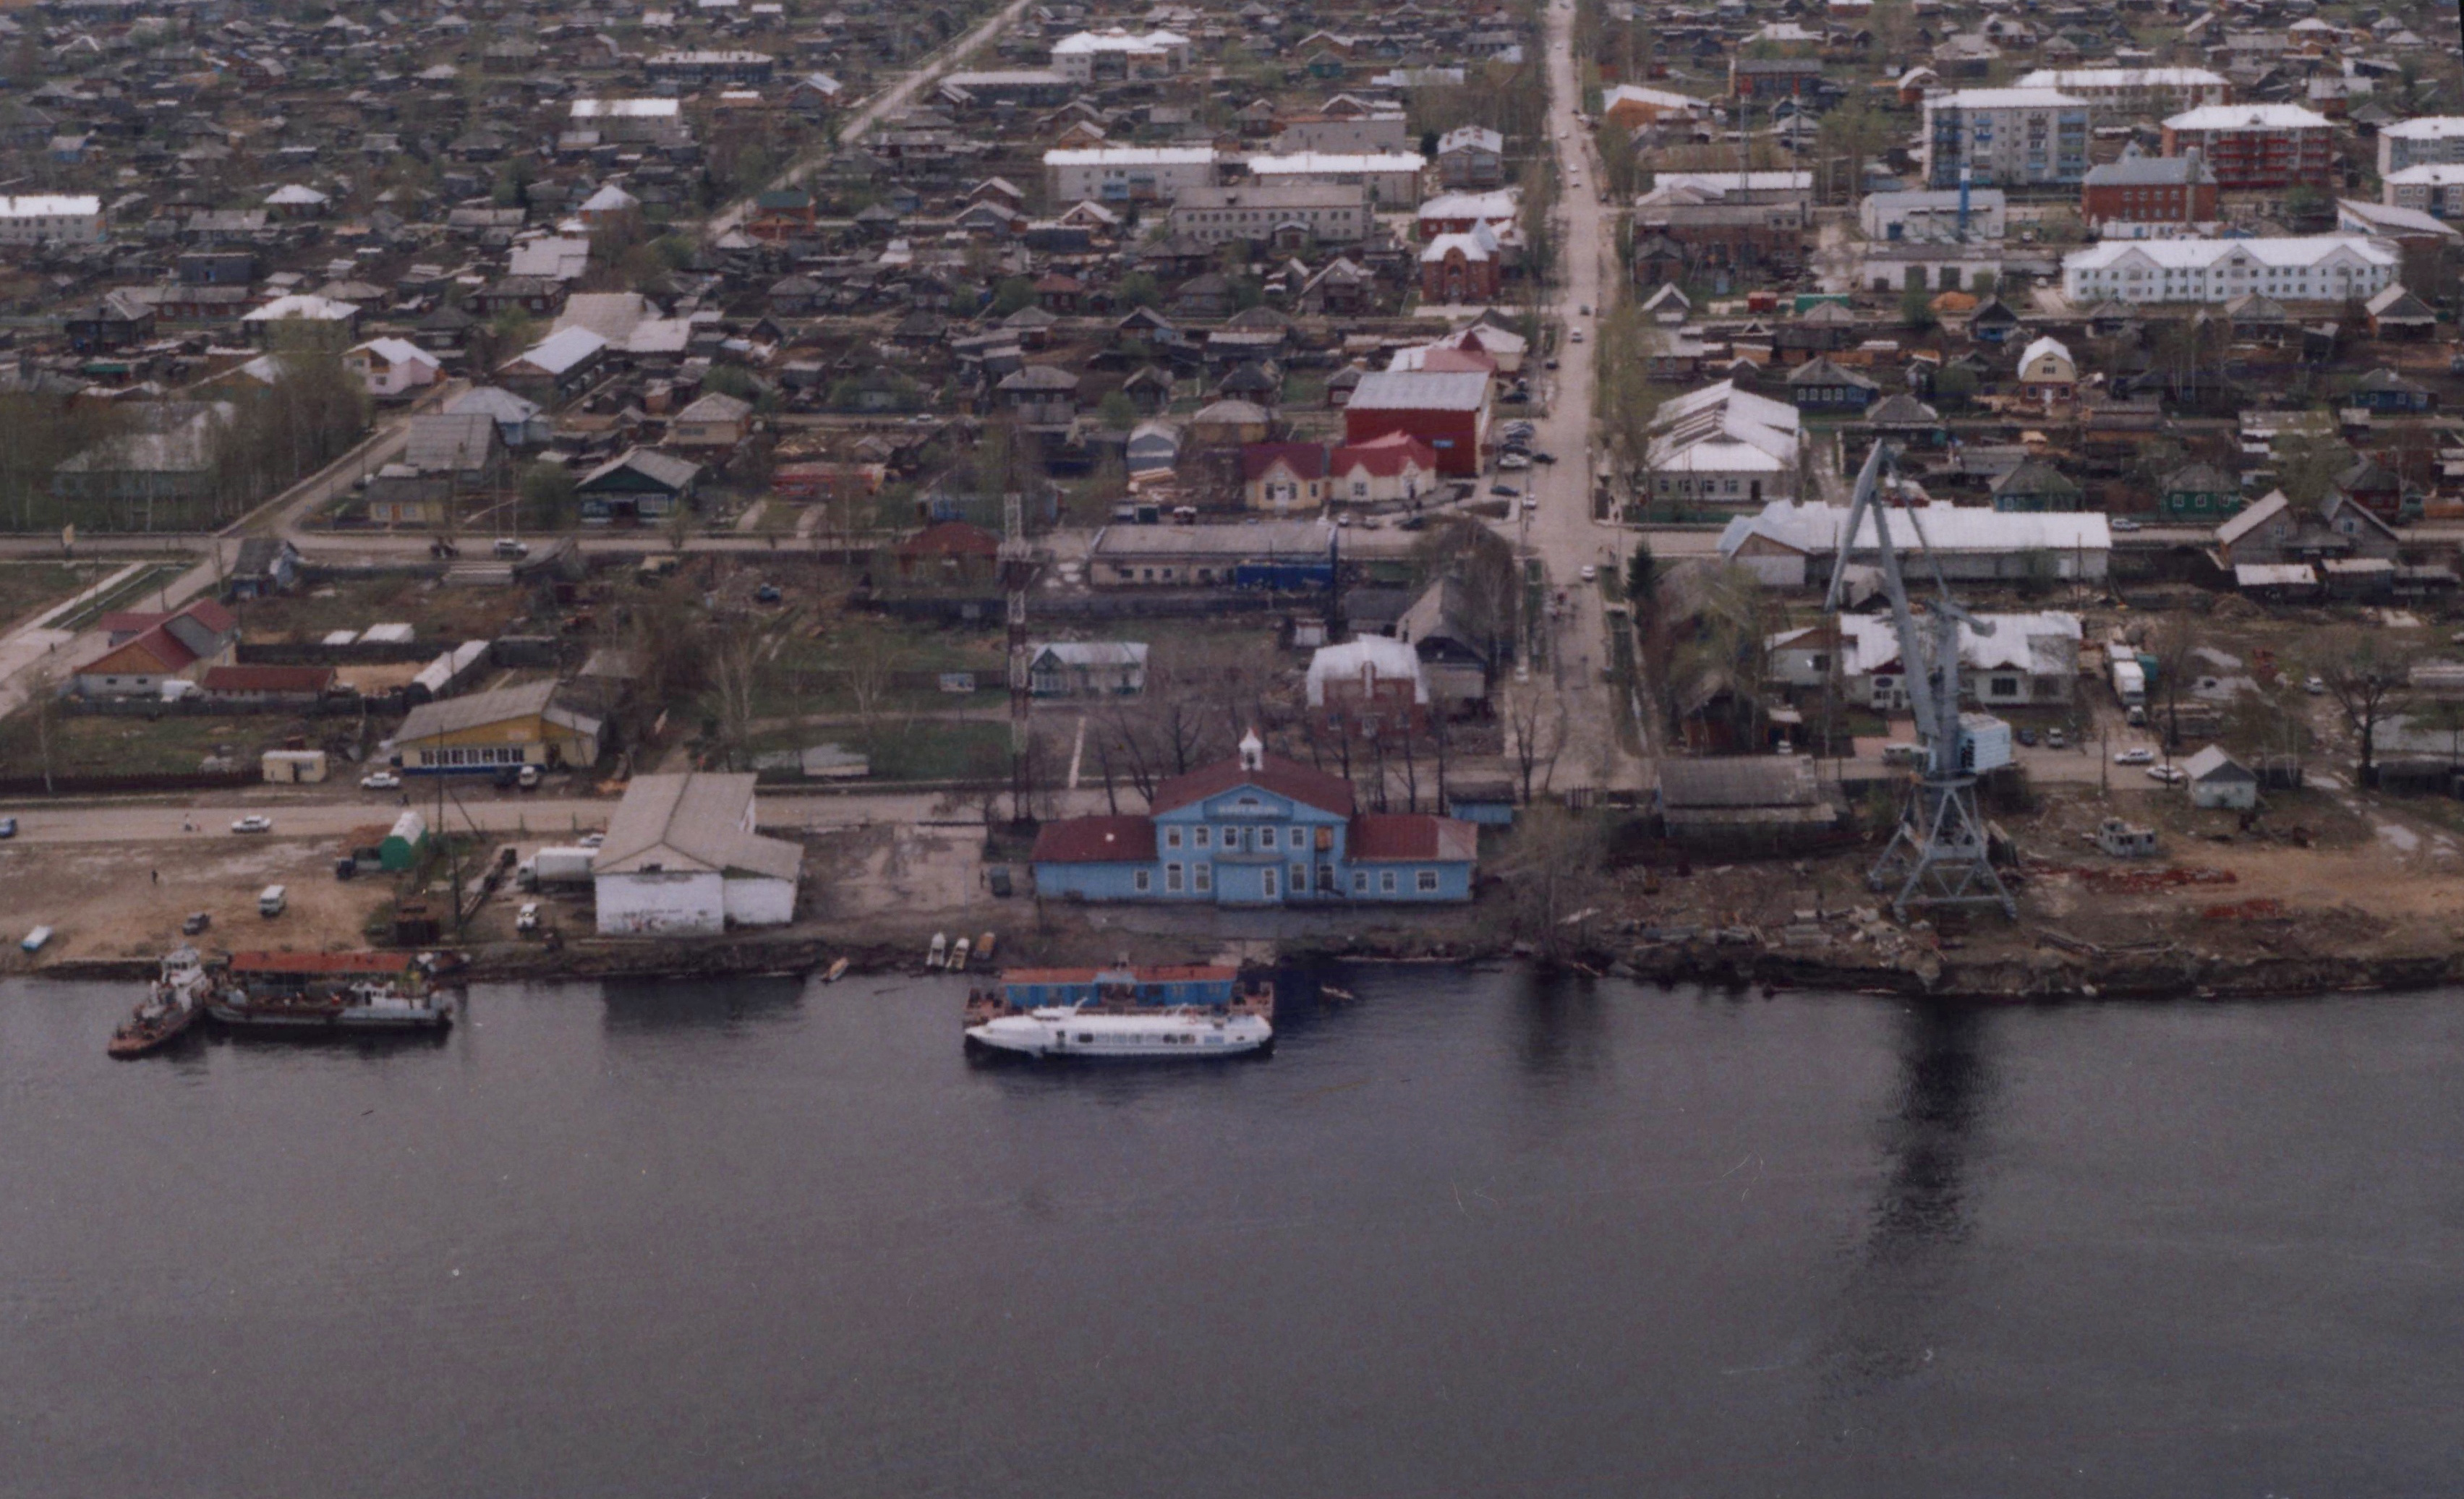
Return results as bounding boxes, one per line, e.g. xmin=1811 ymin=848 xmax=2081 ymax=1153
xmin=0 ymin=834 xmax=396 ymax=968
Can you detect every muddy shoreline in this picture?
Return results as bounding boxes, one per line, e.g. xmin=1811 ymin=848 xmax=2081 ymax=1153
xmin=26 ymin=925 xmax=2457 ymax=1003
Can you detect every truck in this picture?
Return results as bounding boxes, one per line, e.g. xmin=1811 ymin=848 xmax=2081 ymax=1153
xmin=519 ymin=845 xmax=597 ymax=889
xmin=2110 ymin=658 xmax=2147 ymax=712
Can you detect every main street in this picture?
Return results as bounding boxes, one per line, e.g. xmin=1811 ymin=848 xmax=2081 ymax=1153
xmin=1506 ymin=0 xmax=1648 ymax=793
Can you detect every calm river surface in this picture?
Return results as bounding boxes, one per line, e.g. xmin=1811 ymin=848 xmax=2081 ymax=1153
xmin=4 ymin=969 xmax=2462 ymax=1495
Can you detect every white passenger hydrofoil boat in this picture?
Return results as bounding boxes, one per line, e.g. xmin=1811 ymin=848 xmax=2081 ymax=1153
xmin=965 ymin=1004 xmax=1272 ymax=1059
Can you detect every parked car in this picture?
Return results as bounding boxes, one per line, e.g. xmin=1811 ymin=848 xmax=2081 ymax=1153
xmin=516 ymin=902 xmax=540 ymax=935
xmin=2147 ymin=764 xmax=2187 ymax=785
xmin=579 ymin=832 xmax=605 ymax=850
xmin=2113 ymin=748 xmax=2154 ymax=766
xmin=1579 ymin=565 xmax=1597 ymax=582
xmin=181 ymin=911 xmax=210 ymax=936
xmin=1543 ymin=358 xmax=1559 ymax=370
xmin=360 ymin=770 xmax=401 ymax=791
xmin=517 ymin=764 xmax=542 ymax=791
xmin=2016 ymin=727 xmax=2037 ymax=746
xmin=1499 ymin=453 xmax=1532 ymax=469
xmin=1491 ymin=484 xmax=1520 ymax=498
xmin=2110 ymin=518 xmax=2140 ymax=531
xmin=1569 ymin=329 xmax=1585 ymax=343
xmin=1522 ymin=495 xmax=1538 ymax=511
xmin=231 ymin=815 xmax=273 ymax=834
xmin=493 ymin=538 xmax=528 ymax=558
xmin=1532 ymin=451 xmax=1558 ymax=464
xmin=2306 ymin=676 xmax=2326 ymax=695
xmin=754 ymin=584 xmax=783 ymax=605
xmin=0 ymin=815 xmax=15 ymax=839
xmin=2046 ymin=728 xmax=2067 ymax=749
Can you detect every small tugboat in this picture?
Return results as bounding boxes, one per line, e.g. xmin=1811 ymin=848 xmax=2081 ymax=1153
xmin=965 ymin=1004 xmax=1273 ymax=1059
xmin=107 ymin=948 xmax=211 ymax=1059
xmin=207 ymin=951 xmax=454 ymax=1034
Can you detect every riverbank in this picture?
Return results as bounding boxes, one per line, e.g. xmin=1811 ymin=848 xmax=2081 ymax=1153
xmin=27 ymin=907 xmax=2461 ymax=1005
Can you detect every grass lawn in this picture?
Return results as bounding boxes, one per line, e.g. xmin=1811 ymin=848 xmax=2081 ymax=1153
xmin=233 ymin=576 xmax=531 ymax=643
xmin=0 ymin=561 xmax=118 ymax=632
xmin=0 ymin=712 xmax=308 ymax=780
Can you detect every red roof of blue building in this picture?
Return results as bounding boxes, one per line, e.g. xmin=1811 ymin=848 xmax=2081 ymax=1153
xmin=1150 ymin=753 xmax=1356 ymax=817
xmin=1030 ymin=815 xmax=1159 ymax=863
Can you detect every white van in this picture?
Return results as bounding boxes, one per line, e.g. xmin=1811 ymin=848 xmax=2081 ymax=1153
xmin=257 ymin=884 xmax=288 ymax=918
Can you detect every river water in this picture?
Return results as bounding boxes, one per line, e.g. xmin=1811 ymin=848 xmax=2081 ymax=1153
xmin=3 ymin=969 xmax=2460 ymax=1495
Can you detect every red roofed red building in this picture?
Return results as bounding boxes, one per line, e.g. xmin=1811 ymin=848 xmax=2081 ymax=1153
xmin=1242 ymin=442 xmax=1329 ymax=513
xmin=1342 ymin=370 xmax=1492 ymax=476
xmin=895 ymin=520 xmax=1002 ymax=581
xmin=72 ymin=599 xmax=239 ymax=699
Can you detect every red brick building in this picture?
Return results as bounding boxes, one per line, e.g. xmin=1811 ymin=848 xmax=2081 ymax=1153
xmin=1341 ymin=370 xmax=1492 ymax=477
xmin=2160 ymin=104 xmax=2337 ymax=191
xmin=1418 ymin=228 xmax=1501 ymax=303
xmin=2081 ymin=145 xmax=2220 ymax=226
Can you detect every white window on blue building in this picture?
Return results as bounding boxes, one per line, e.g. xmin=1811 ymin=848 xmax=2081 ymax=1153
xmin=1135 ymin=869 xmax=1151 ymax=892
xmin=1165 ymin=827 xmax=1182 ymax=850
xmin=1380 ymin=870 xmax=1397 ymax=894
xmin=1193 ymin=826 xmax=1210 ymax=849
xmin=1195 ymin=863 xmax=1211 ymax=893
xmin=1166 ymin=863 xmax=1184 ymax=893
xmin=1417 ymin=869 xmax=1439 ymax=892
xmin=1352 ymin=870 xmax=1369 ymax=893
xmin=1291 ymin=862 xmax=1308 ymax=892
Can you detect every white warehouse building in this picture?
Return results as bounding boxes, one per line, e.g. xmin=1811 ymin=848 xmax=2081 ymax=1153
xmin=593 ymin=773 xmax=802 ymax=936
xmin=2060 ymin=235 xmax=2399 ymax=304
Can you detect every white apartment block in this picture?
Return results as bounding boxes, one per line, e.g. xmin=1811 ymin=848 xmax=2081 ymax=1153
xmin=1042 ymin=148 xmax=1219 ymax=205
xmin=1049 ymin=27 xmax=1190 ymax=83
xmin=1922 ymin=89 xmax=2092 ymax=189
xmin=2061 ymin=235 xmax=2398 ymax=304
xmin=1244 ymin=151 xmax=1426 ymax=206
xmin=2378 ymin=117 xmax=2464 ymax=178
xmin=2384 ymin=164 xmax=2464 ymax=219
xmin=2013 ymin=68 xmax=2231 ymax=114
xmin=1167 ymin=184 xmax=1370 ymax=246
xmin=0 ymin=195 xmax=104 ymax=244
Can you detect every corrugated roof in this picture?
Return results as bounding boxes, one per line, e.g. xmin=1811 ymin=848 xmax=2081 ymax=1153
xmin=596 ymin=772 xmax=801 ymax=881
xmin=1346 ymin=370 xmax=1490 ymax=412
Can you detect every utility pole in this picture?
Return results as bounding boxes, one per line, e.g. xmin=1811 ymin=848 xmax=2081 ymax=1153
xmin=999 ymin=487 xmax=1036 ymax=825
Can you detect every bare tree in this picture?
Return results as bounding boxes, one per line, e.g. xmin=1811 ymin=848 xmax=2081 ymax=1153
xmin=2313 ymin=625 xmax=2417 ymax=785
xmin=840 ymin=628 xmax=901 ymax=760
xmin=1495 ymin=803 xmax=1608 ymax=963
xmin=2146 ymin=613 xmax=2201 ymax=760
xmin=1505 ymin=686 xmax=1569 ymax=805
xmin=704 ymin=618 xmax=769 ymax=770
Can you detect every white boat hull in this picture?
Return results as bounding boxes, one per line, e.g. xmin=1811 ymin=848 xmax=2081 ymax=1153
xmin=966 ymin=1007 xmax=1271 ymax=1059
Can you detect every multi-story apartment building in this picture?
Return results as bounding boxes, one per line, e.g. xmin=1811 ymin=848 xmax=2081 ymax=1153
xmin=1167 ymin=184 xmax=1370 ymax=247
xmin=2384 ymin=163 xmax=2464 ymax=219
xmin=1048 ymin=27 xmax=1190 ymax=83
xmin=0 ymin=195 xmax=103 ymax=244
xmin=1042 ymin=148 xmax=1219 ymax=205
xmin=1922 ymin=89 xmax=2092 ymax=189
xmin=2061 ymin=236 xmax=2398 ymax=304
xmin=2081 ymin=146 xmax=2220 ymax=226
xmin=2159 ymin=104 xmax=2337 ymax=190
xmin=2015 ymin=67 xmax=2230 ymax=116
xmin=2377 ymin=117 xmax=2464 ymax=178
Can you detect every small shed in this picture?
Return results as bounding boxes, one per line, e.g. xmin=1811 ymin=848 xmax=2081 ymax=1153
xmin=380 ymin=809 xmax=430 ymax=871
xmin=260 ymin=748 xmax=328 ymax=783
xmin=2182 ymin=745 xmax=2258 ymax=810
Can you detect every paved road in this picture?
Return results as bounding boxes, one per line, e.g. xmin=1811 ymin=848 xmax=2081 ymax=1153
xmin=706 ymin=0 xmax=1035 ymax=242
xmin=1496 ymin=0 xmax=1649 ymax=795
xmin=0 ymin=785 xmax=1135 ymax=846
